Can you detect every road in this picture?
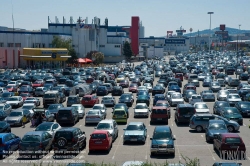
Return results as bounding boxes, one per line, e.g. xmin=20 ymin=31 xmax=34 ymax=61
xmin=1 ymin=57 xmax=250 ymax=166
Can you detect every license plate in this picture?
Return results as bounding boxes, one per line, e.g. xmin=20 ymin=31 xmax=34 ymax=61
xmin=95 ymin=141 xmax=102 ymax=144
xmin=130 ymin=139 xmax=137 ymax=141
xmin=61 ymin=117 xmax=67 ymax=120
xmin=157 ymin=118 xmax=162 ymax=120
xmin=185 ymin=115 xmax=191 ymax=118
xmin=159 ymin=149 xmax=167 ymax=152
xmin=230 ymin=146 xmax=238 ymax=148
xmin=26 ymin=147 xmax=34 ymax=151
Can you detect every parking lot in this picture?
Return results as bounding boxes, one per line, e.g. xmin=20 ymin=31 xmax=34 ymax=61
xmin=1 ymin=57 xmax=250 ymax=166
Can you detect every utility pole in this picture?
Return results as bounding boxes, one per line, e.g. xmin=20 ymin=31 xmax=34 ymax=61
xmin=207 ymin=12 xmax=214 ymax=54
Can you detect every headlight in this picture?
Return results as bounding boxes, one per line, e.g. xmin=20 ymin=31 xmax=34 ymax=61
xmin=151 ymin=145 xmax=158 ymax=148
xmin=167 ymin=144 xmax=174 ymax=148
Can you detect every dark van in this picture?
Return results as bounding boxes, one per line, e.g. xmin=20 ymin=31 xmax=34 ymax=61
xmin=56 ymin=107 xmax=79 ymax=125
xmin=150 ymin=106 xmax=169 ymax=125
xmin=175 ymin=104 xmax=196 ymax=124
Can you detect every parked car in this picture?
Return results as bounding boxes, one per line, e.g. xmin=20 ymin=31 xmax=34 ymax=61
xmin=205 ymin=120 xmax=228 ymax=142
xmin=94 ymin=119 xmax=119 ymax=141
xmin=174 ymin=104 xmax=196 ymax=125
xmin=220 ymin=107 xmax=243 ymax=125
xmin=53 ymin=127 xmax=86 ymax=154
xmin=71 ymin=104 xmax=85 ymax=119
xmin=81 ymin=95 xmax=99 ymax=107
xmin=189 ymin=95 xmax=203 ymax=105
xmin=234 ymin=101 xmax=250 ymax=117
xmin=0 ymin=133 xmax=20 ymax=158
xmin=34 ymin=122 xmax=61 ymax=137
xmin=101 ymin=96 xmax=116 ymax=107
xmin=96 ymin=86 xmax=109 ymax=96
xmin=89 ymin=130 xmax=112 ymax=153
xmin=213 ymin=101 xmax=230 ymax=115
xmin=226 ymin=93 xmax=242 ymax=106
xmin=56 ymin=107 xmax=79 ymax=126
xmin=5 ymin=109 xmax=31 ymax=126
xmin=85 ymin=109 xmax=105 ymax=125
xmin=189 ymin=114 xmax=215 ymax=132
xmin=112 ymin=109 xmax=128 ymax=124
xmin=133 ymin=103 xmax=150 ymax=118
xmin=150 ymin=126 xmax=175 ymax=156
xmin=0 ymin=121 xmax=11 ymax=133
xmin=193 ymin=102 xmax=210 ymax=114
xmin=112 ymin=86 xmax=124 ymax=96
xmin=123 ymin=122 xmax=147 ymax=144
xmin=169 ymin=93 xmax=184 ymax=107
xmin=150 ymin=106 xmax=169 ymax=125
xmin=6 ymin=96 xmax=23 ymax=108
xmin=214 ymin=115 xmax=240 ymax=132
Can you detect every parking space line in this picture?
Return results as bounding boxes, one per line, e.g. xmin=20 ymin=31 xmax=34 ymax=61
xmin=112 ymin=135 xmax=123 ymax=160
xmin=206 ymin=144 xmax=215 ymax=161
xmin=145 ymin=135 xmax=150 ymax=160
xmin=201 ymin=135 xmax=203 ymax=137
xmin=175 ymin=140 xmax=181 ymax=160
xmin=243 ymin=124 xmax=246 ymax=126
xmin=248 ymin=157 xmax=250 ymax=160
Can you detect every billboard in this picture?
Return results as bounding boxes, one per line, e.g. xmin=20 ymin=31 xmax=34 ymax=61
xmin=165 ymin=39 xmax=185 ymax=44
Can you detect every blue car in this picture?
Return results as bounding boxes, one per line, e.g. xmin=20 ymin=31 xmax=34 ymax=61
xmin=168 ymin=85 xmax=181 ymax=93
xmin=137 ymin=90 xmax=150 ymax=99
xmin=0 ymin=133 xmax=21 ymax=158
xmin=153 ymin=94 xmax=166 ymax=106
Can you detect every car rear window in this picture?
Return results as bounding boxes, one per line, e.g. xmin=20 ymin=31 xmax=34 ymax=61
xmin=225 ymin=137 xmax=241 ymax=144
xmin=91 ymin=134 xmax=106 ymax=139
xmin=58 ymin=110 xmax=71 ymax=115
xmin=83 ymin=97 xmax=91 ymax=101
xmin=179 ymin=107 xmax=195 ymax=115
xmin=114 ymin=110 xmax=125 ymax=115
xmin=152 ymin=109 xmax=167 ymax=114
xmin=55 ymin=131 xmax=73 ymax=140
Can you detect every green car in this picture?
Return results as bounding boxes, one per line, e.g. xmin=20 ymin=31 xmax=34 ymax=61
xmin=136 ymin=95 xmax=150 ymax=106
xmin=112 ymin=108 xmax=128 ymax=124
xmin=221 ymin=107 xmax=243 ymax=125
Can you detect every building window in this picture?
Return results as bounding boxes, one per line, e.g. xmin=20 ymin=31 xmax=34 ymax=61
xmin=42 ymin=43 xmax=45 ymax=48
xmin=99 ymin=45 xmax=105 ymax=47
xmin=7 ymin=43 xmax=14 ymax=47
xmin=35 ymin=43 xmax=40 ymax=48
xmin=15 ymin=43 xmax=21 ymax=47
xmin=115 ymin=45 xmax=120 ymax=48
xmin=0 ymin=43 xmax=4 ymax=47
xmin=49 ymin=44 xmax=52 ymax=48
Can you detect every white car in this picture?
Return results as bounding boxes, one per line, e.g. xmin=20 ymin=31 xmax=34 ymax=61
xmin=166 ymin=91 xmax=176 ymax=102
xmin=143 ymin=83 xmax=152 ymax=92
xmin=138 ymin=86 xmax=148 ymax=92
xmin=193 ymin=102 xmax=210 ymax=114
xmin=226 ymin=93 xmax=242 ymax=106
xmin=34 ymin=122 xmax=61 ymax=137
xmin=128 ymin=74 xmax=136 ymax=81
xmin=101 ymin=96 xmax=116 ymax=106
xmin=6 ymin=96 xmax=23 ymax=108
xmin=22 ymin=103 xmax=36 ymax=117
xmin=92 ymin=104 xmax=107 ymax=118
xmin=71 ymin=104 xmax=85 ymax=118
xmin=7 ymin=81 xmax=18 ymax=87
xmin=169 ymin=92 xmax=184 ymax=107
xmin=217 ymin=90 xmax=229 ymax=101
xmin=133 ymin=103 xmax=150 ymax=118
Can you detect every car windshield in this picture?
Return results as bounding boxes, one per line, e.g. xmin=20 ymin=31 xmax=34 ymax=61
xmin=113 ymin=110 xmax=125 ymax=115
xmin=8 ymin=97 xmax=18 ymax=101
xmin=48 ymin=105 xmax=59 ymax=109
xmin=88 ymin=110 xmax=99 ymax=115
xmin=195 ymin=104 xmax=208 ymax=109
xmin=225 ymin=138 xmax=241 ymax=144
xmin=44 ymin=94 xmax=55 ymax=98
xmin=103 ymin=97 xmax=113 ymax=100
xmin=218 ymin=102 xmax=230 ymax=107
xmin=135 ymin=105 xmax=147 ymax=109
xmin=192 ymin=96 xmax=201 ymax=99
xmin=9 ymin=112 xmax=22 ymax=116
xmin=71 ymin=106 xmax=81 ymax=110
xmin=241 ymin=103 xmax=250 ymax=108
xmin=22 ymin=135 xmax=40 ymax=142
xmin=153 ymin=132 xmax=171 ymax=139
xmin=126 ymin=125 xmax=144 ymax=130
xmin=226 ymin=109 xmax=239 ymax=114
xmin=0 ymin=122 xmax=6 ymax=128
xmin=96 ymin=123 xmax=111 ymax=129
xmin=83 ymin=97 xmax=91 ymax=101
xmin=220 ymin=91 xmax=229 ymax=95
xmin=228 ymin=95 xmax=240 ymax=99
xmin=120 ymin=95 xmax=129 ymax=99
xmin=172 ymin=94 xmax=181 ymax=98
xmin=209 ymin=123 xmax=227 ymax=130
xmin=152 ymin=109 xmax=167 ymax=114
xmin=93 ymin=106 xmax=103 ymax=110
xmin=91 ymin=134 xmax=106 ymax=139
xmin=35 ymin=124 xmax=51 ymax=131
xmin=22 ymin=105 xmax=34 ymax=109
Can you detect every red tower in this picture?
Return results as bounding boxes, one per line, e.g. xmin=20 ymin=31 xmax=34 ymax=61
xmin=130 ymin=16 xmax=139 ymax=56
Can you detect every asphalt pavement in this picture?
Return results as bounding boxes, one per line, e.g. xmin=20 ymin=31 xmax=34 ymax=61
xmin=1 ymin=57 xmax=250 ymax=166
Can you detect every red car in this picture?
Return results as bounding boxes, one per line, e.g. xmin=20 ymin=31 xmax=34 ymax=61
xmin=155 ymin=100 xmax=171 ymax=119
xmin=82 ymin=95 xmax=99 ymax=107
xmin=212 ymin=69 xmax=220 ymax=75
xmin=89 ymin=130 xmax=113 ymax=152
xmin=6 ymin=85 xmax=18 ymax=92
xmin=20 ymin=93 xmax=32 ymax=101
xmin=214 ymin=133 xmax=246 ymax=159
xmin=32 ymin=80 xmax=44 ymax=88
xmin=119 ymin=80 xmax=129 ymax=88
xmin=129 ymin=84 xmax=138 ymax=93
xmin=175 ymin=73 xmax=183 ymax=81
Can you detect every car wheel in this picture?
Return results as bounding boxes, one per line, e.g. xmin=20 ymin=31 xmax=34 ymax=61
xmin=196 ymin=126 xmax=203 ymax=132
xmin=227 ymin=125 xmax=235 ymax=132
xmin=206 ymin=135 xmax=210 ymax=142
xmin=150 ymin=152 xmax=154 ymax=156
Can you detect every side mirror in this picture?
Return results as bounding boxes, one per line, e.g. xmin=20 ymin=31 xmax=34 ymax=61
xmin=150 ymin=138 xmax=152 ymax=140
xmin=82 ymin=131 xmax=85 ymax=134
xmin=173 ymin=108 xmax=176 ymax=110
xmin=173 ymin=137 xmax=176 ymax=140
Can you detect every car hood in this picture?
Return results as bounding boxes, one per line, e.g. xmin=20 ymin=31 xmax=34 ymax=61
xmin=196 ymin=108 xmax=210 ymax=113
xmin=124 ymin=130 xmax=144 ymax=136
xmin=225 ymin=114 xmax=242 ymax=119
xmin=48 ymin=109 xmax=58 ymax=113
xmin=151 ymin=139 xmax=174 ymax=145
xmin=119 ymin=99 xmax=130 ymax=102
xmin=6 ymin=101 xmax=19 ymax=104
xmin=208 ymin=129 xmax=228 ymax=135
xmin=5 ymin=116 xmax=22 ymax=121
xmin=134 ymin=109 xmax=148 ymax=113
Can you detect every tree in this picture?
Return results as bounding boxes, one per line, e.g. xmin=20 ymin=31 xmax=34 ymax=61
xmin=123 ymin=41 xmax=133 ymax=61
xmin=92 ymin=52 xmax=104 ymax=65
xmin=86 ymin=51 xmax=98 ymax=60
xmin=51 ymin=36 xmax=78 ymax=64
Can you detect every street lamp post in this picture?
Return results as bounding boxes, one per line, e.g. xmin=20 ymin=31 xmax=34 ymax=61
xmin=207 ymin=12 xmax=214 ymax=54
xmin=237 ymin=24 xmax=241 ymax=64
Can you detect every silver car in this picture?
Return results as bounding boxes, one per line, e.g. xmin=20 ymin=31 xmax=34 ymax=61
xmin=209 ymin=81 xmax=221 ymax=92
xmin=169 ymin=93 xmax=184 ymax=107
xmin=71 ymin=104 xmax=85 ymax=118
xmin=189 ymin=114 xmax=215 ymax=132
xmin=101 ymin=96 xmax=116 ymax=106
xmin=92 ymin=104 xmax=107 ymax=119
xmin=226 ymin=93 xmax=242 ymax=106
xmin=95 ymin=119 xmax=119 ymax=141
xmin=34 ymin=87 xmax=48 ymax=97
xmin=6 ymin=96 xmax=23 ymax=108
xmin=123 ymin=122 xmax=147 ymax=144
xmin=217 ymin=90 xmax=229 ymax=101
xmin=85 ymin=109 xmax=104 ymax=125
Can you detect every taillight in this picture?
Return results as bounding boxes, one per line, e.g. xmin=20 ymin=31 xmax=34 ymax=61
xmin=39 ymin=143 xmax=43 ymax=149
xmin=191 ymin=119 xmax=194 ymax=125
xmin=194 ymin=109 xmax=196 ymax=113
xmin=113 ymin=115 xmax=116 ymax=118
xmin=0 ymin=144 xmax=6 ymax=147
xmin=72 ymin=138 xmax=76 ymax=143
xmin=177 ymin=109 xmax=180 ymax=117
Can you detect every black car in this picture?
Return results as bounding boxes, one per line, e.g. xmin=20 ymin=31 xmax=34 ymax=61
xmin=118 ymin=94 xmax=134 ymax=107
xmin=47 ymin=104 xmax=64 ymax=117
xmin=235 ymin=101 xmax=250 ymax=117
xmin=53 ymin=127 xmax=86 ymax=154
xmin=152 ymin=85 xmax=165 ymax=96
xmin=106 ymin=80 xmax=117 ymax=87
xmin=0 ymin=121 xmax=11 ymax=133
xmin=56 ymin=107 xmax=79 ymax=126
xmin=96 ymin=86 xmax=109 ymax=96
xmin=239 ymin=73 xmax=249 ymax=80
xmin=112 ymin=86 xmax=124 ymax=96
xmin=18 ymin=86 xmax=34 ymax=95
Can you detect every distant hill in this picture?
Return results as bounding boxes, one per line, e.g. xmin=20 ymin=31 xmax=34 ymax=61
xmin=182 ymin=27 xmax=250 ymax=36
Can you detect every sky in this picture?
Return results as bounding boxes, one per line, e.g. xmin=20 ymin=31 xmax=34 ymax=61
xmin=0 ymin=0 xmax=249 ymax=37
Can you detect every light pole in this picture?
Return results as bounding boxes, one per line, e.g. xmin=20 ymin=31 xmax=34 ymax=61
xmin=207 ymin=12 xmax=214 ymax=54
xmin=237 ymin=24 xmax=241 ymax=64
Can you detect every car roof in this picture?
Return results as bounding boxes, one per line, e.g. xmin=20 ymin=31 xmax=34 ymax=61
xmin=59 ymin=107 xmax=73 ymax=110
xmin=57 ymin=127 xmax=78 ymax=131
xmin=209 ymin=120 xmax=225 ymax=124
xmin=178 ymin=104 xmax=193 ymax=107
xmin=94 ymin=104 xmax=105 ymax=107
xmin=25 ymin=131 xmax=45 ymax=136
xmin=128 ymin=122 xmax=143 ymax=125
xmin=155 ymin=126 xmax=171 ymax=132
